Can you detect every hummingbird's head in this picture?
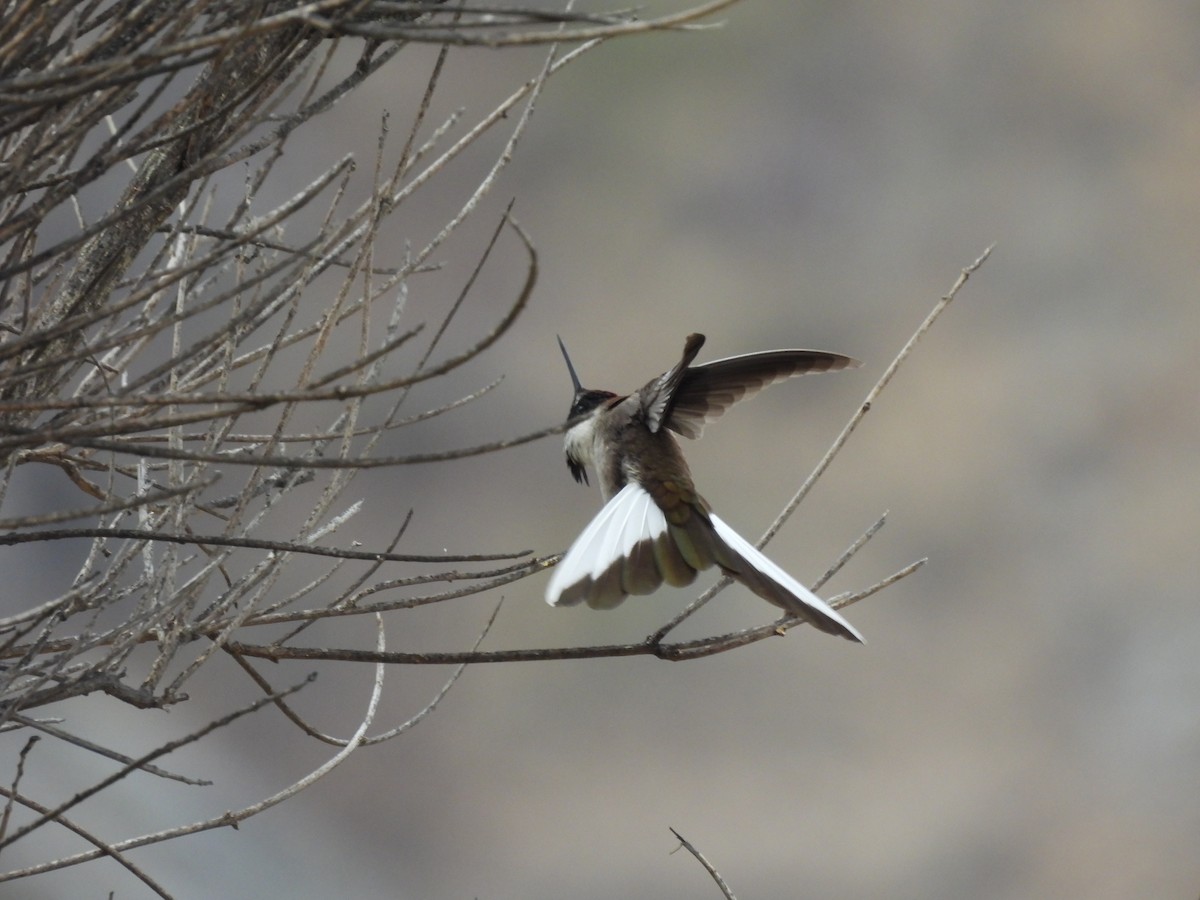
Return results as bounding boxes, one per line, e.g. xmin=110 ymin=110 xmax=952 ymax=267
xmin=557 ymin=336 xmax=616 ymax=423
xmin=556 ymin=336 xmax=618 ymax=487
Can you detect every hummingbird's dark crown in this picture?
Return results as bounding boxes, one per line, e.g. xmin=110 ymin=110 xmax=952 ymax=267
xmin=567 ymin=389 xmax=616 ymax=422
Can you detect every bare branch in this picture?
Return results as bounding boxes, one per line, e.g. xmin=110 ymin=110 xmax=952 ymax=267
xmin=670 ymin=827 xmax=738 ymax=900
xmin=0 ymin=4 xmax=984 ymax=895
xmin=649 ymin=245 xmax=995 ymax=636
xmin=0 ymin=527 xmax=532 ymax=564
xmin=0 ymin=674 xmax=316 ymax=853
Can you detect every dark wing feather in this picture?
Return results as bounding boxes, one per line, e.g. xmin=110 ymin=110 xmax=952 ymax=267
xmin=665 ymin=350 xmax=859 ymax=439
xmin=641 ymin=333 xmax=706 ymax=433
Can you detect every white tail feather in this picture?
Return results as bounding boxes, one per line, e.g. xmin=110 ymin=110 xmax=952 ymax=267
xmin=547 ymin=484 xmax=667 ymax=607
xmin=548 ymin=484 xmax=864 ymax=642
xmin=710 ymin=515 xmax=864 ymax=642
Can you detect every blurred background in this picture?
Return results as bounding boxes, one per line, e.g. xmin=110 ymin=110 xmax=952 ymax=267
xmin=15 ymin=2 xmax=1200 ymax=897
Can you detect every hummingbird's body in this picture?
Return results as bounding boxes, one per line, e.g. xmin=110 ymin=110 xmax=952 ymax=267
xmin=547 ymin=333 xmax=865 ymax=643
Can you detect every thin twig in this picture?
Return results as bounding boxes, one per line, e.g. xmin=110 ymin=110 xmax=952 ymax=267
xmin=652 ymin=245 xmax=994 ymax=639
xmin=762 ymin=244 xmax=995 ymax=545
xmin=0 ymin=784 xmax=174 ymax=898
xmin=6 ymin=715 xmax=208 ymax=786
xmin=0 ymin=676 xmax=316 ymax=852
xmin=220 ymin=557 xmax=925 ymax=668
xmin=670 ymin=827 xmax=738 ymax=900
xmin=0 ymin=528 xmax=531 ymax=563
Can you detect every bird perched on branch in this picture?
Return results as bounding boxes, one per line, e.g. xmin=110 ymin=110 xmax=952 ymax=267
xmin=546 ymin=333 xmax=864 ymax=643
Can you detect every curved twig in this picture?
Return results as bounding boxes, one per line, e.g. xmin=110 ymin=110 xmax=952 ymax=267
xmin=670 ymin=827 xmax=738 ymax=900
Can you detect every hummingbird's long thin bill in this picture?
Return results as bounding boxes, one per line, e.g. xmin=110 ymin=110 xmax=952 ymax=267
xmin=556 ymin=335 xmax=583 ymax=394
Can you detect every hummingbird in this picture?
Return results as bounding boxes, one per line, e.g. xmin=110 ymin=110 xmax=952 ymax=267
xmin=545 ymin=333 xmax=864 ymax=642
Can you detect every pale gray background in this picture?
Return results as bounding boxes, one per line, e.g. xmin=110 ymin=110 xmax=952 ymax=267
xmin=13 ymin=2 xmax=1199 ymax=897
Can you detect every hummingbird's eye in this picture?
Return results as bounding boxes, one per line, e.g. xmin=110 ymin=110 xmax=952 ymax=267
xmin=568 ymin=390 xmax=611 ymax=420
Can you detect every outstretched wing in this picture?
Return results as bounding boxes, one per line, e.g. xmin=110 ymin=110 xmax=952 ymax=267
xmin=665 ymin=350 xmax=859 ymax=439
xmin=641 ymin=333 xmax=706 ymax=434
